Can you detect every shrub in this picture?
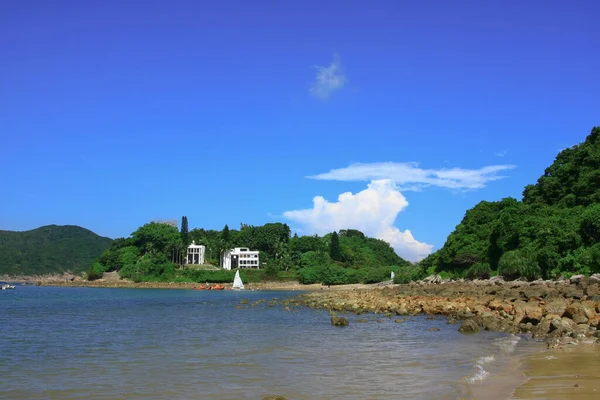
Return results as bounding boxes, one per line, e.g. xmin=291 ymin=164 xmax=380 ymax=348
xmin=297 ymin=266 xmax=319 ymax=284
xmin=120 ymin=253 xmax=176 ymax=281
xmin=87 ymin=261 xmax=108 ymax=281
xmin=180 ymin=269 xmax=236 ymax=283
xmin=465 ymin=263 xmax=492 ymax=280
xmin=498 ymin=250 xmax=541 ymax=281
xmin=393 ymin=265 xmax=425 ymax=284
xmin=363 ymin=266 xmax=394 ymax=284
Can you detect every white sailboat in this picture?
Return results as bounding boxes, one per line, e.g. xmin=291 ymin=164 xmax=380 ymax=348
xmin=232 ymin=270 xmax=244 ymax=290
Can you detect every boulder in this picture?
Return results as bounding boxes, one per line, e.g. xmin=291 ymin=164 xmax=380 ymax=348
xmin=588 ymin=315 xmax=600 ymax=328
xmin=532 ymin=315 xmax=561 ymax=338
xmin=544 ymin=300 xmax=567 ymax=317
xmin=422 ymin=274 xmax=443 ymax=284
xmin=585 ymin=283 xmax=600 ymax=297
xmin=549 ymin=317 xmax=578 ymax=337
xmin=523 ymin=303 xmax=543 ymax=324
xmin=482 ymin=314 xmax=515 ymax=333
xmin=521 ymin=286 xmax=549 ymax=300
xmin=560 ymin=286 xmax=584 ymax=299
xmin=564 ymin=304 xmax=589 ymax=324
xmin=569 ymin=274 xmax=586 ymax=284
xmin=590 ymin=274 xmax=600 ymax=284
xmin=331 ymin=316 xmax=349 ymax=326
xmin=458 ymin=319 xmax=480 ymax=334
xmin=489 ymin=276 xmax=505 ymax=285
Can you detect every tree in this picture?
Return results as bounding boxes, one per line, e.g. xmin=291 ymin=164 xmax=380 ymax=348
xmin=131 ymin=222 xmax=181 ymax=256
xmin=180 ymin=216 xmax=189 ymax=247
xmin=222 ymin=224 xmax=230 ymax=246
xmin=330 ymin=231 xmax=342 ymax=261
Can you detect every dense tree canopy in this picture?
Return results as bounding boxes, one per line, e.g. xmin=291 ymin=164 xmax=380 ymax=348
xmin=91 ymin=216 xmax=410 ymax=284
xmin=428 ymin=127 xmax=600 ymax=280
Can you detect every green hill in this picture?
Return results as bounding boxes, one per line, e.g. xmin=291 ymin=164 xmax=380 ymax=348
xmin=426 ymin=126 xmax=600 ymax=280
xmin=0 ymin=225 xmax=113 ymax=276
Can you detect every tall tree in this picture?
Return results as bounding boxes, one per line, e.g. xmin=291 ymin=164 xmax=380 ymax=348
xmin=222 ymin=224 xmax=230 ymax=248
xmin=330 ymin=231 xmax=342 ymax=261
xmin=180 ymin=216 xmax=189 ymax=247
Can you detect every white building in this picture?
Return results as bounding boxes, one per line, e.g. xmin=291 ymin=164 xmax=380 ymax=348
xmin=187 ymin=241 xmax=206 ymax=265
xmin=221 ymin=247 xmax=260 ymax=270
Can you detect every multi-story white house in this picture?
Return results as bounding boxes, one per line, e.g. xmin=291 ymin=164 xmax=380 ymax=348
xmin=187 ymin=241 xmax=206 ymax=265
xmin=221 ymin=247 xmax=260 ymax=270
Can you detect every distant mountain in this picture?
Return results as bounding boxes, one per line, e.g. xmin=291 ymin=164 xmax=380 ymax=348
xmin=0 ymin=225 xmax=113 ymax=276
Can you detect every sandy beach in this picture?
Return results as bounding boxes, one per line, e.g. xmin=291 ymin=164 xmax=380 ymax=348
xmin=511 ymin=343 xmax=600 ymax=399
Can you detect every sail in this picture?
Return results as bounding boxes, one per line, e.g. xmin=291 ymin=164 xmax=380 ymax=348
xmin=233 ymin=270 xmax=244 ymax=290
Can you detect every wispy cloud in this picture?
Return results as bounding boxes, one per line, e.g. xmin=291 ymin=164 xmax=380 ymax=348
xmin=283 ymin=180 xmax=433 ymax=262
xmin=309 ymin=53 xmax=346 ymax=100
xmin=308 ymin=162 xmax=515 ymax=191
xmin=495 ymin=151 xmax=507 ymax=157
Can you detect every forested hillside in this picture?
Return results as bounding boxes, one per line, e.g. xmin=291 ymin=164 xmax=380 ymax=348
xmin=90 ymin=220 xmax=410 ymax=284
xmin=425 ymin=127 xmax=600 ymax=280
xmin=0 ymin=225 xmax=113 ymax=276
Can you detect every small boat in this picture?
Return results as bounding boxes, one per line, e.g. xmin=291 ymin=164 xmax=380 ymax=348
xmin=232 ymin=270 xmax=244 ymax=290
xmin=195 ymin=283 xmax=225 ymax=291
xmin=1 ymin=284 xmax=16 ymax=290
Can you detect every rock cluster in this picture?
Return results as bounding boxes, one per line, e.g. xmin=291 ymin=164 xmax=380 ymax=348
xmin=294 ymin=274 xmax=600 ymax=345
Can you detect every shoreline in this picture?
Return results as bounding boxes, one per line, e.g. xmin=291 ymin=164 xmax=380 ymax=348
xmin=9 ymin=275 xmax=384 ymax=291
xmin=511 ymin=341 xmax=600 ymax=399
xmin=10 ymin=276 xmax=600 ymax=399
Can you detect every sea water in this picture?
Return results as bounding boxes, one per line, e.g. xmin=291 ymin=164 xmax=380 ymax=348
xmin=0 ymin=287 xmax=539 ymax=399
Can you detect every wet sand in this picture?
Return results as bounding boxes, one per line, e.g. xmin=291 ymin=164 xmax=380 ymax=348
xmin=511 ymin=343 xmax=600 ymax=399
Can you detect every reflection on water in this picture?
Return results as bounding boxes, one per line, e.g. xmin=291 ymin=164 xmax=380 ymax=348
xmin=1 ymin=287 xmax=531 ymax=399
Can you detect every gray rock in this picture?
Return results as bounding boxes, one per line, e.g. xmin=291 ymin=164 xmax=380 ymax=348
xmin=422 ymin=274 xmax=443 ymax=284
xmin=590 ymin=274 xmax=600 ymax=284
xmin=458 ymin=319 xmax=480 ymax=334
xmin=331 ymin=316 xmax=349 ymax=326
xmin=570 ymin=274 xmax=586 ymax=284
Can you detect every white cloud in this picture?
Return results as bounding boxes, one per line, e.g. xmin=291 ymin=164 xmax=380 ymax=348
xmin=308 ymin=162 xmax=515 ymax=191
xmin=283 ymin=180 xmax=433 ymax=262
xmin=309 ymin=53 xmax=346 ymax=99
xmin=495 ymin=151 xmax=507 ymax=157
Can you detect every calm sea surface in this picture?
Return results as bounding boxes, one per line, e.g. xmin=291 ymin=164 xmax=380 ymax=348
xmin=0 ymin=286 xmax=539 ymax=399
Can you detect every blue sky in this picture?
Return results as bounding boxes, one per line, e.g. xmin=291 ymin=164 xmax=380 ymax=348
xmin=1 ymin=1 xmax=599 ymax=261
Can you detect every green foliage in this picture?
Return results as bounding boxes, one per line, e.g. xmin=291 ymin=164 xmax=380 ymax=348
xmin=120 ymin=252 xmax=175 ymax=282
xmin=329 ymin=231 xmax=342 ymax=261
xmin=131 ymin=222 xmax=181 ymax=255
xmin=88 ymin=261 xmax=108 ymax=281
xmin=290 ymin=234 xmax=326 ymax=253
xmin=362 ymin=266 xmax=396 ymax=284
xmin=222 ymin=224 xmax=230 ymax=244
xmin=0 ymin=225 xmax=113 ymax=276
xmin=464 ymin=263 xmax=492 ymax=280
xmin=498 ymin=250 xmax=541 ymax=281
xmin=181 ymin=216 xmax=189 ymax=247
xmin=523 ymin=127 xmax=600 ymax=207
xmin=580 ymin=204 xmax=600 ymax=245
xmin=89 ymin=218 xmax=411 ymax=284
xmin=393 ymin=265 xmax=426 ymax=284
xmin=431 ymin=127 xmax=600 ymax=280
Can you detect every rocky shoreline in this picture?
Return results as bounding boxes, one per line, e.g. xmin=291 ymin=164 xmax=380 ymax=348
xmin=291 ymin=274 xmax=600 ymax=347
